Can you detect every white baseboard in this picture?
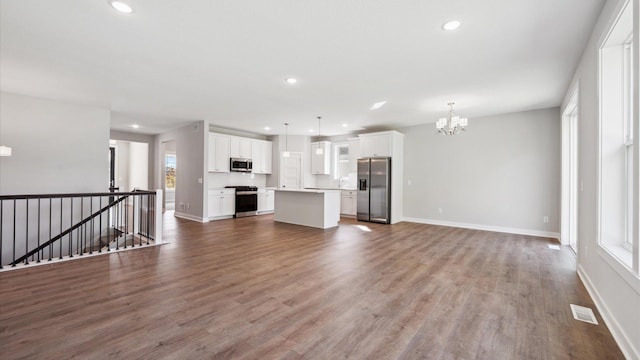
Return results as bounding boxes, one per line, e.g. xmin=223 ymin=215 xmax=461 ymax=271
xmin=402 ymin=217 xmax=560 ymax=240
xmin=577 ymin=265 xmax=639 ymax=360
xmin=174 ymin=212 xmax=207 ymax=223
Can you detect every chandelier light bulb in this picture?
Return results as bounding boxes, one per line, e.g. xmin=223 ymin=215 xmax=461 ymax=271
xmin=436 ymin=102 xmax=468 ymax=136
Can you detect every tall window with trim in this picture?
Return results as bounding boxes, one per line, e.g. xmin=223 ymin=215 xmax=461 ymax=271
xmin=623 ymin=39 xmax=634 ymax=251
xmin=598 ymin=0 xmax=637 ymax=273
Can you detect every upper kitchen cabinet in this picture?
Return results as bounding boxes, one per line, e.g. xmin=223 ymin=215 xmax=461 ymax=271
xmin=348 ymin=137 xmax=360 ymax=173
xmin=251 ymin=140 xmax=273 ymax=174
xmin=230 ymin=137 xmax=251 ymax=158
xmin=208 ymin=133 xmax=230 ymax=172
xmin=311 ymin=141 xmax=331 ymax=175
xmin=359 ymin=132 xmax=394 ymax=157
xmin=359 ymin=131 xmax=404 ymax=158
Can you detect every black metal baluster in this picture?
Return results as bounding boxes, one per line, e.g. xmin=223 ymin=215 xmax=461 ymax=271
xmin=132 ymin=195 xmax=136 ymax=247
xmin=69 ymin=198 xmax=73 ymax=258
xmin=12 ymin=199 xmax=16 ymax=267
xmin=115 ymin=196 xmax=120 ymax=250
xmin=90 ymin=197 xmax=94 ymax=254
xmin=99 ymin=196 xmax=103 ymax=253
xmin=79 ymin=197 xmax=83 ymax=256
xmin=59 ymin=198 xmax=63 ymax=259
xmin=124 ymin=195 xmax=128 ymax=249
xmin=145 ymin=194 xmax=152 ymax=245
xmin=25 ymin=199 xmax=29 ymax=265
xmin=37 ymin=199 xmax=41 ymax=263
xmin=48 ymin=198 xmax=52 ymax=261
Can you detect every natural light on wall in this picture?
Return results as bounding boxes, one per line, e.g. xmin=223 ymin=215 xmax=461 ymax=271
xmin=597 ymin=0 xmax=638 ymax=276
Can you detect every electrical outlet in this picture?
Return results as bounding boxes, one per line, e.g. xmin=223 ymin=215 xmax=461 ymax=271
xmin=407 ymin=180 xmax=412 ymax=185
xmin=543 ymin=216 xmax=549 ymax=223
xmin=198 ymin=178 xmax=203 ymax=184
xmin=187 ymin=203 xmax=190 ymax=209
xmin=179 ymin=203 xmax=185 ymax=210
xmin=438 ymin=208 xmax=443 ymax=214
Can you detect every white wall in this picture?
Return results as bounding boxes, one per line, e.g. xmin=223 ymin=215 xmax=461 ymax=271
xmin=155 ymin=121 xmax=206 ymax=221
xmin=268 ymin=134 xmax=315 ymax=189
xmin=110 ymin=130 xmax=155 ymax=189
xmin=401 ymin=107 xmax=561 ymax=237
xmin=128 ymin=142 xmax=148 ymax=190
xmin=562 ymin=0 xmax=640 ymax=357
xmin=0 ymin=92 xmax=109 ymax=194
xmin=115 ymin=141 xmax=130 ymax=192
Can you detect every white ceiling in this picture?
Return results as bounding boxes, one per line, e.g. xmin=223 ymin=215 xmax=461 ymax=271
xmin=0 ymin=0 xmax=604 ymax=136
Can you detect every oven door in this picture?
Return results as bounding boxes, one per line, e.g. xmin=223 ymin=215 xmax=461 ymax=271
xmin=235 ymin=191 xmax=258 ymax=217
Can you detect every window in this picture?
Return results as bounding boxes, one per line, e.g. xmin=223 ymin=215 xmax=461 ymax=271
xmin=598 ymin=0 xmax=637 ymax=272
xmin=623 ymin=39 xmax=633 ymax=250
xmin=165 ymin=153 xmax=176 ymax=189
xmin=334 ymin=143 xmax=350 ymax=180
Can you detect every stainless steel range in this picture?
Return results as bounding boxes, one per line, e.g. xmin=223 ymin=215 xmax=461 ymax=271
xmin=225 ymin=186 xmax=258 ymax=217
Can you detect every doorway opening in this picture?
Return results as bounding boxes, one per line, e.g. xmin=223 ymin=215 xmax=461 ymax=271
xmin=561 ymin=86 xmax=579 ymax=255
xmin=163 ymin=141 xmax=176 ymax=212
xmin=109 ymin=140 xmax=149 ymax=192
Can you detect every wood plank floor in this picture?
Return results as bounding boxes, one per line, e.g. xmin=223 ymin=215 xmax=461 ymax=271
xmin=0 ymin=214 xmax=625 ymax=359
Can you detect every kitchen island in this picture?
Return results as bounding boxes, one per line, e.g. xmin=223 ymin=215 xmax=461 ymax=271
xmin=273 ymin=188 xmax=341 ymax=229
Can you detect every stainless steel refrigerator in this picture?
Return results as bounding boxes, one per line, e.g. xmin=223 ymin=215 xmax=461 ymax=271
xmin=357 ymin=157 xmax=391 ymax=224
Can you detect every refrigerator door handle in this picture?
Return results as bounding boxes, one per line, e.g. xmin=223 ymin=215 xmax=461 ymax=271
xmin=359 ymin=178 xmax=367 ymax=191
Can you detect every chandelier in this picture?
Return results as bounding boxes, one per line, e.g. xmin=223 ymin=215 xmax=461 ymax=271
xmin=436 ymin=102 xmax=468 ymax=135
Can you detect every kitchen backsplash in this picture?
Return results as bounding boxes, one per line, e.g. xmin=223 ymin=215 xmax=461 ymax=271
xmin=209 ymin=172 xmax=267 ymax=188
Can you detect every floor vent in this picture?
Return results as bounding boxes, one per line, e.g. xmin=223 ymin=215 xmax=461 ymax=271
xmin=570 ymin=304 xmax=598 ymax=325
xmin=548 ymin=244 xmax=561 ymax=250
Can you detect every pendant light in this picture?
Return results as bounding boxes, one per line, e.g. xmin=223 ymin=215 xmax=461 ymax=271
xmin=283 ymin=123 xmax=290 ymax=158
xmin=315 ymin=116 xmax=324 ymax=155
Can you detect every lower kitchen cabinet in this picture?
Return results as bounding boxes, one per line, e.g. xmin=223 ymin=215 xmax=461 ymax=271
xmin=258 ymin=189 xmax=275 ymax=213
xmin=340 ymin=190 xmax=357 ymax=216
xmin=209 ymin=189 xmax=235 ymax=218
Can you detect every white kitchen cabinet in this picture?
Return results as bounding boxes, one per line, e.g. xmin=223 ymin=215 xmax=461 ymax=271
xmin=257 ymin=189 xmax=275 ymax=213
xmin=359 ymin=133 xmax=391 ymax=157
xmin=251 ymin=140 xmax=273 ymax=174
xmin=208 ymin=133 xmax=231 ymax=172
xmin=208 ymin=189 xmax=235 ymax=218
xmin=311 ymin=141 xmax=331 ymax=175
xmin=340 ymin=190 xmax=357 ymax=216
xmin=230 ymin=138 xmax=252 ymax=158
xmin=348 ymin=137 xmax=360 ymax=173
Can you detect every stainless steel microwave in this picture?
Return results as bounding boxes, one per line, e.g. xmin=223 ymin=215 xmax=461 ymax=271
xmin=230 ymin=158 xmax=252 ymax=172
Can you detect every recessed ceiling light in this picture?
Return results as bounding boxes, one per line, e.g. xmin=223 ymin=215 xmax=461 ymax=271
xmin=342 ymin=123 xmax=348 ymax=127
xmin=285 ymin=78 xmax=297 ymax=84
xmin=131 ymin=124 xmax=140 ymax=129
xmin=264 ymin=126 xmax=271 ymax=131
xmin=308 ymin=129 xmax=315 ymax=133
xmin=370 ymin=101 xmax=387 ymax=110
xmin=442 ymin=20 xmax=461 ymax=31
xmin=110 ymin=1 xmax=133 ymax=13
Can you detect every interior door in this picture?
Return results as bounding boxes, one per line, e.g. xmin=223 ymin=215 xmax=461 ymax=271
xmin=280 ymin=152 xmax=302 ymax=189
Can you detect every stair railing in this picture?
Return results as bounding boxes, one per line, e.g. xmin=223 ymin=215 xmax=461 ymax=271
xmin=0 ymin=189 xmax=163 ymax=269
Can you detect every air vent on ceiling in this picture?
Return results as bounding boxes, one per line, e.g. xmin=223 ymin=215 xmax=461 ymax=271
xmin=570 ymin=304 xmax=598 ymax=325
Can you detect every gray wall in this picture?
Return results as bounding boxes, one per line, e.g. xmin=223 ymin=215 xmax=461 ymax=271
xmin=0 ymin=92 xmax=110 ymax=194
xmin=401 ymin=107 xmax=561 ymax=235
xmin=155 ymin=121 xmax=206 ymax=221
xmin=562 ymin=0 xmax=639 ymax=356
